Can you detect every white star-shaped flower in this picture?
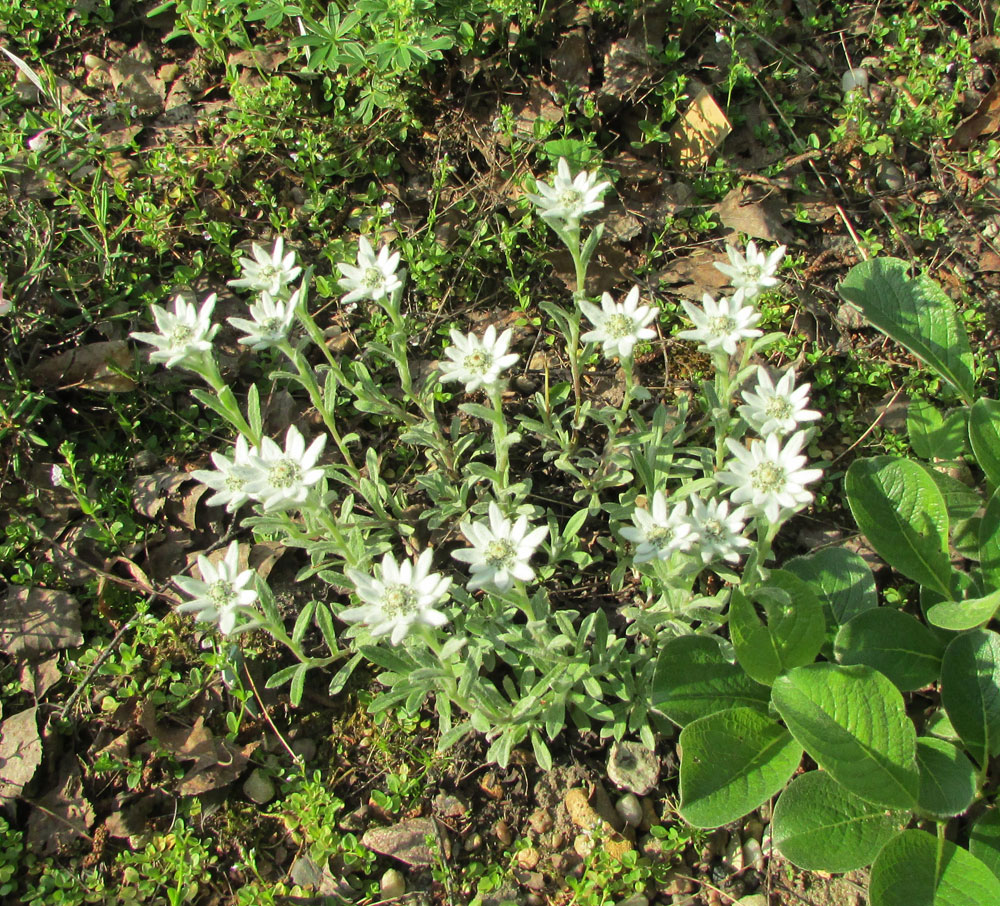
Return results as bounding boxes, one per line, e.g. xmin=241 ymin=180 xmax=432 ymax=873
xmin=192 ymin=435 xmax=254 ymax=513
xmin=580 ymin=286 xmax=659 ymax=360
xmin=337 ymin=236 xmax=403 ymax=305
xmin=717 ymin=431 xmax=823 ymax=523
xmin=173 ymin=541 xmax=258 ymax=636
xmin=739 ymin=367 xmax=821 ymax=437
xmin=677 ymin=291 xmax=763 ymax=356
xmin=452 ymin=502 xmax=549 ymax=592
xmin=131 ymin=293 xmax=219 ymax=369
xmin=525 ymin=157 xmax=610 ymax=226
xmin=228 ymin=289 xmax=299 ymax=351
xmin=714 ymin=241 xmax=785 ymax=298
xmin=620 ymin=491 xmax=695 ymax=563
xmin=687 ymin=496 xmax=750 ymax=565
xmin=241 ymin=425 xmax=326 ymax=511
xmin=341 ymin=550 xmax=451 ymax=645
xmin=228 ymin=237 xmax=302 ymax=296
xmin=439 ymin=325 xmax=519 ymax=393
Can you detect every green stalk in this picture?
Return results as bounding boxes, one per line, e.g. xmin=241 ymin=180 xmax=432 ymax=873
xmin=488 ymin=384 xmax=510 ymax=493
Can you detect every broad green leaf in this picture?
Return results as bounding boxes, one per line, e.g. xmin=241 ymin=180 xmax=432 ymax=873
xmin=771 ymin=771 xmax=905 ymax=872
xmin=970 ymin=810 xmax=1000 ymax=883
xmin=678 ymin=707 xmax=801 ymax=828
xmin=846 ymin=456 xmax=953 ymax=596
xmin=926 ymin=589 xmax=1000 ymax=631
xmin=970 ymin=399 xmax=1000 ymax=487
xmin=915 ymin=737 xmax=976 ymax=820
xmin=729 ymin=572 xmax=826 ymax=686
xmin=940 ymin=629 xmax=1000 ymax=767
xmin=772 ymin=664 xmax=919 ymax=809
xmin=908 ymin=400 xmax=969 ymax=460
xmin=839 ymin=257 xmax=975 ymax=403
xmin=980 ymin=488 xmax=1000 ymax=589
xmin=925 ymin=467 xmax=982 ymax=524
xmin=869 ymin=830 xmax=1000 ymax=906
xmin=651 ymin=636 xmax=770 ymax=727
xmin=833 ymin=609 xmax=944 ymax=691
xmin=783 ymin=547 xmax=877 ymax=625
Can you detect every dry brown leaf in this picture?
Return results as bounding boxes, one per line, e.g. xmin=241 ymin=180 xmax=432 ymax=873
xmin=28 ymin=340 xmax=136 ymax=392
xmin=714 ymin=185 xmax=796 ymax=245
xmin=551 ymin=29 xmax=591 ymax=94
xmin=110 ymin=44 xmax=165 ymax=112
xmin=600 ymin=39 xmax=657 ymax=105
xmin=948 ymin=79 xmax=1000 ymax=150
xmin=133 ymin=470 xmax=194 ymax=520
xmin=0 ymin=587 xmax=83 ymax=658
xmin=515 ymin=83 xmax=563 ymax=135
xmin=0 ymin=708 xmax=43 ymax=804
xmin=20 ymin=655 xmax=62 ymax=699
xmin=655 ymin=248 xmax=731 ymax=293
xmin=668 ymin=87 xmax=732 ymax=169
xmin=27 ymin=757 xmax=95 ymax=852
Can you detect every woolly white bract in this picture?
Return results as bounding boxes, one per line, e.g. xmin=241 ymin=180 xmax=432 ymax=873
xmin=677 ymin=291 xmax=763 ymax=356
xmin=192 ymin=434 xmax=254 ymax=513
xmin=173 ymin=541 xmax=258 ymax=636
xmin=438 ymin=325 xmax=519 ymax=393
xmin=337 ymin=236 xmax=403 ymax=304
xmin=452 ymin=502 xmax=549 ymax=592
xmin=228 ymin=237 xmax=302 ymax=296
xmin=580 ymin=286 xmax=659 ymax=360
xmin=131 ymin=293 xmax=219 ymax=369
xmin=621 ymin=491 xmax=695 ymax=563
xmin=342 ymin=550 xmax=451 ymax=644
xmin=718 ymin=431 xmax=823 ymax=523
xmin=228 ymin=289 xmax=300 ymax=351
xmin=242 ymin=425 xmax=326 ymax=511
xmin=526 ymin=157 xmax=610 ymax=225
xmin=739 ymin=367 xmax=821 ymax=437
xmin=714 ymin=240 xmax=785 ymax=298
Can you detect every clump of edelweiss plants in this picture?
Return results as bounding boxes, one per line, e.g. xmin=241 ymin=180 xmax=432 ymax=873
xmin=131 ymin=159 xmax=821 ymax=767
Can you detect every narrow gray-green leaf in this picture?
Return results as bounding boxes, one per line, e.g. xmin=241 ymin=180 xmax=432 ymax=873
xmin=869 ymin=830 xmax=1000 ymax=906
xmin=833 ymin=608 xmax=944 ymax=691
xmin=915 ymin=737 xmax=976 ymax=820
xmin=678 ymin=707 xmax=802 ymax=828
xmin=839 ymin=257 xmax=975 ymax=403
xmin=772 ymin=771 xmax=905 ymax=872
xmin=926 ymin=589 xmax=1000 ymax=631
xmin=970 ymin=810 xmax=1000 ymax=883
xmin=846 ymin=456 xmax=953 ymax=596
xmin=908 ymin=400 xmax=969 ymax=460
xmin=729 ymin=571 xmax=826 ymax=686
xmin=772 ymin=664 xmax=919 ymax=809
xmin=970 ymin=398 xmax=1000 ymax=488
xmin=940 ymin=629 xmax=1000 ymax=768
xmin=652 ymin=635 xmax=770 ymax=727
xmin=784 ymin=547 xmax=878 ymax=625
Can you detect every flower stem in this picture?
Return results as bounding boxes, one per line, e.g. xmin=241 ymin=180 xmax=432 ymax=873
xmin=489 ymin=385 xmax=510 ymax=494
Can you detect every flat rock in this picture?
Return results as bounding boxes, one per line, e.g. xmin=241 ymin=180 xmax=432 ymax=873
xmin=607 ymin=741 xmax=660 ymax=795
xmin=362 ymin=817 xmax=447 ymax=867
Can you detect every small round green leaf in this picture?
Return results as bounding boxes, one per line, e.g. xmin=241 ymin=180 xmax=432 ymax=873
xmin=784 ymin=547 xmax=878 ymax=625
xmin=834 ymin=608 xmax=944 ymax=691
xmin=869 ymin=830 xmax=1000 ymax=906
xmin=940 ymin=629 xmax=1000 ymax=768
xmin=772 ymin=771 xmax=906 ymax=872
xmin=915 ymin=737 xmax=976 ymax=820
xmin=678 ymin=707 xmax=802 ymax=829
xmin=652 ymin=635 xmax=770 ymax=728
xmin=970 ymin=810 xmax=1000 ymax=882
xmin=771 ymin=664 xmax=919 ymax=809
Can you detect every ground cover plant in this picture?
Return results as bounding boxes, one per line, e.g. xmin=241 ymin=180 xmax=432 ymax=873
xmin=3 ymin=1 xmax=1000 ymax=904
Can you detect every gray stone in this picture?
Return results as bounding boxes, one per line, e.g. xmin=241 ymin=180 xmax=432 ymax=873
xmin=362 ymin=817 xmax=447 ymax=867
xmin=380 ymin=868 xmax=406 ymax=899
xmin=607 ymin=741 xmax=660 ymax=795
xmin=615 ymin=793 xmax=643 ymax=828
xmin=242 ymin=768 xmax=275 ymax=804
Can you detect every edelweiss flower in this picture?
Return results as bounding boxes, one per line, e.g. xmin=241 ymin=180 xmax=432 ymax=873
xmin=342 ymin=550 xmax=451 ymax=644
xmin=173 ymin=541 xmax=258 ymax=635
xmin=717 ymin=431 xmax=823 ymax=524
xmin=439 ymin=325 xmax=519 ymax=393
xmin=677 ymin=292 xmax=762 ymax=356
xmin=228 ymin=237 xmax=301 ymax=296
xmin=687 ymin=496 xmax=750 ymax=565
xmin=714 ymin=241 xmax=785 ymax=298
xmin=228 ymin=289 xmax=299 ymax=351
xmin=131 ymin=293 xmax=220 ymax=369
xmin=620 ymin=491 xmax=695 ymax=563
xmin=739 ymin=367 xmax=821 ymax=437
xmin=580 ymin=286 xmax=659 ymax=360
xmin=242 ymin=425 xmax=326 ymax=511
xmin=337 ymin=236 xmax=403 ymax=304
xmin=192 ymin=435 xmax=254 ymax=513
xmin=452 ymin=502 xmax=549 ymax=592
xmin=526 ymin=157 xmax=610 ymax=226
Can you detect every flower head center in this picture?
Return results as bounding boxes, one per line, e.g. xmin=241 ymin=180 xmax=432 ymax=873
xmin=708 ymin=315 xmax=737 ymax=336
xmin=259 ymin=264 xmax=279 ymax=281
xmin=765 ymin=397 xmax=793 ymax=420
xmin=224 ymin=473 xmax=245 ymax=493
xmin=744 ymin=264 xmax=762 ymax=280
xmin=382 ymin=583 xmax=417 ymax=617
xmin=484 ymin=538 xmax=516 ymax=568
xmin=702 ymin=518 xmax=723 ymax=540
xmin=268 ymin=458 xmax=302 ymax=489
xmin=209 ymin=580 xmax=236 ymax=608
xmin=751 ymin=461 xmax=786 ymax=493
xmin=605 ymin=313 xmax=634 ymax=339
xmin=646 ymin=524 xmax=675 ymax=546
xmin=170 ymin=324 xmax=195 ymax=346
xmin=363 ymin=267 xmax=385 ymax=289
xmin=463 ymin=350 xmax=494 ymax=374
xmin=261 ymin=316 xmax=285 ymax=335
xmin=558 ymin=188 xmax=583 ymax=209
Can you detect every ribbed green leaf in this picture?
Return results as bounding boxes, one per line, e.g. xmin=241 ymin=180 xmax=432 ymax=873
xmin=915 ymin=737 xmax=976 ymax=820
xmin=940 ymin=629 xmax=1000 ymax=768
xmin=833 ymin=608 xmax=944 ymax=691
xmin=970 ymin=399 xmax=1000 ymax=487
xmin=783 ymin=547 xmax=877 ymax=625
xmin=970 ymin=810 xmax=1000 ymax=883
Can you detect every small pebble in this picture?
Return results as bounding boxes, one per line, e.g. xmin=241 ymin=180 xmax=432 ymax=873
xmin=495 ymin=819 xmax=513 ymax=846
xmin=528 ymin=808 xmax=553 ymax=835
xmin=841 ymin=67 xmax=869 ymax=95
xmin=616 ymin=895 xmax=649 ymax=906
xmin=516 ymin=847 xmax=540 ymax=870
xmin=291 ymin=737 xmax=317 ymax=762
xmin=465 ymin=833 xmax=483 ymax=852
xmin=615 ymin=793 xmax=643 ymax=828
xmin=242 ymin=768 xmax=275 ymax=804
xmin=380 ymin=868 xmax=406 ymax=899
